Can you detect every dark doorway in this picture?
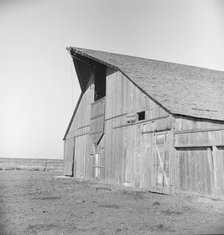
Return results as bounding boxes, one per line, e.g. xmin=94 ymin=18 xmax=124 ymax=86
xmin=94 ymin=64 xmax=106 ymax=101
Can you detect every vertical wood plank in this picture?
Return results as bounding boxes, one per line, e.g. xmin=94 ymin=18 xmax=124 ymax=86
xmin=207 ymin=147 xmax=214 ymax=195
xmin=212 ymin=145 xmax=218 ymax=197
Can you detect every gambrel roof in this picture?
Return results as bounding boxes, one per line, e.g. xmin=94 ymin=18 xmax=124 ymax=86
xmin=67 ymin=47 xmax=224 ymax=121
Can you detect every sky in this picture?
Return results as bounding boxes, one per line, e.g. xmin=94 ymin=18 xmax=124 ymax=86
xmin=1 ymin=0 xmax=224 ymax=159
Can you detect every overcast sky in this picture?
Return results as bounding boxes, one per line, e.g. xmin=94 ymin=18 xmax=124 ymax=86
xmin=1 ymin=0 xmax=224 ymax=159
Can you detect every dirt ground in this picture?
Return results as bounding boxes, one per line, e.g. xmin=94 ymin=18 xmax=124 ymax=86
xmin=0 ymin=171 xmax=224 ymax=234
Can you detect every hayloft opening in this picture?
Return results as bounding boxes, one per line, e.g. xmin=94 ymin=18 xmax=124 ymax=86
xmin=137 ymin=111 xmax=145 ymax=121
xmin=94 ymin=64 xmax=106 ymax=101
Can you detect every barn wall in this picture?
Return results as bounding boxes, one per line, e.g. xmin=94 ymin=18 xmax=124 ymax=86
xmin=64 ymin=65 xmax=224 ymax=198
xmin=175 ymin=116 xmax=224 ymax=130
xmin=66 ymin=83 xmax=94 ymax=139
xmin=173 ymin=116 xmax=224 ymax=197
xmin=63 ymin=138 xmax=75 ymax=176
xmin=105 ymin=69 xmax=169 ymax=120
xmin=63 ymin=78 xmax=94 ymax=177
xmin=104 ymin=68 xmax=173 ymax=192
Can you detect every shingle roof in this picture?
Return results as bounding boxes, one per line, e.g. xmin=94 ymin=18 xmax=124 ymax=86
xmin=68 ymin=47 xmax=224 ymax=121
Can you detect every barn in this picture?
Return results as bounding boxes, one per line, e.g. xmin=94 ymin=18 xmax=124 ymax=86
xmin=63 ymin=47 xmax=224 ymax=198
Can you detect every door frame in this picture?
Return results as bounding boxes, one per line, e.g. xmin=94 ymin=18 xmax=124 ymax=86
xmin=153 ymin=132 xmax=170 ymax=193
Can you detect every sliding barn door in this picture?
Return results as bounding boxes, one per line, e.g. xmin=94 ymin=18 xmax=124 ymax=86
xmin=153 ymin=132 xmax=170 ymax=193
xmin=124 ymin=128 xmax=171 ymax=193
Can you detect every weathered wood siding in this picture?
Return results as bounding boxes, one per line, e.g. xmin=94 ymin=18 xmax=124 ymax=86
xmin=64 ymin=66 xmax=172 ymax=185
xmin=73 ymin=133 xmax=93 ymax=179
xmin=104 ymin=68 xmax=172 ymax=193
xmin=173 ymin=117 xmax=224 ymax=197
xmin=175 ymin=117 xmax=224 ymax=130
xmin=63 ymin=138 xmax=75 ymax=176
xmin=90 ymin=97 xmax=106 ymax=145
xmin=66 ymin=84 xmax=94 ymax=139
xmin=64 ymin=65 xmax=224 ymax=198
xmin=64 ymin=80 xmax=94 ymax=177
xmin=92 ymin=135 xmax=105 ymax=180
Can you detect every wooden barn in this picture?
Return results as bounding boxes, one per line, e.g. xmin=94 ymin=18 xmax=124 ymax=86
xmin=63 ymin=47 xmax=224 ymax=198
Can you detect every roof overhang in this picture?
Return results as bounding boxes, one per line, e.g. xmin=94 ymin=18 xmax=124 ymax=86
xmin=67 ymin=47 xmax=117 ymax=92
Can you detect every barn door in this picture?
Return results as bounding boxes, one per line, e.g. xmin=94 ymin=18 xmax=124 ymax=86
xmin=153 ymin=132 xmax=170 ymax=193
xmin=63 ymin=138 xmax=75 ymax=176
xmin=92 ymin=145 xmax=105 ymax=180
xmin=92 ymin=136 xmax=105 ymax=180
xmin=124 ymin=125 xmax=135 ymax=186
xmin=90 ymin=97 xmax=105 ymax=180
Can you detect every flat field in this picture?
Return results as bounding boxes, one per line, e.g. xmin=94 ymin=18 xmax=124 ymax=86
xmin=0 ymin=170 xmax=224 ymax=234
xmin=0 ymin=158 xmax=63 ymax=172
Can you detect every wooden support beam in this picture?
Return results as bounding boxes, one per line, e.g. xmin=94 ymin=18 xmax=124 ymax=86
xmin=175 ymin=143 xmax=224 ymax=148
xmin=169 ymin=130 xmax=174 ymax=195
xmin=175 ymin=126 xmax=224 ymax=135
xmin=78 ymin=124 xmax=90 ymax=130
xmin=105 ymin=113 xmax=127 ymax=122
xmin=90 ymin=113 xmax=105 ymax=120
xmin=74 ymin=132 xmax=89 ymax=138
xmin=142 ymin=128 xmax=171 ymax=135
xmin=114 ymin=115 xmax=170 ymax=130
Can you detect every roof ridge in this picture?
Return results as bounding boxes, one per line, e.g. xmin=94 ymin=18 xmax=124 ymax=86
xmin=67 ymin=46 xmax=224 ymax=121
xmin=68 ymin=46 xmax=224 ymax=74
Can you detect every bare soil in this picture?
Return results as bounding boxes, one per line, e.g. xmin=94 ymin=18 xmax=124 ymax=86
xmin=0 ymin=171 xmax=224 ymax=234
